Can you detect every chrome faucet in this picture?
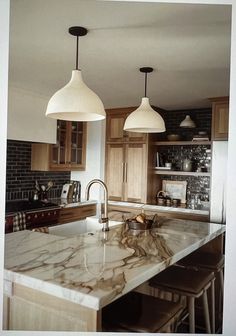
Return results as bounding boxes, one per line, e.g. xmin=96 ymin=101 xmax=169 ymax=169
xmin=85 ymin=179 xmax=109 ymax=231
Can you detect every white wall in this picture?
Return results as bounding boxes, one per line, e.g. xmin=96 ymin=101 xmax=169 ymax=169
xmin=7 ymin=86 xmax=57 ymax=143
xmin=0 ymin=0 xmax=9 ymax=331
xmin=71 ymin=119 xmax=106 ymax=201
xmin=210 ymin=141 xmax=228 ymax=223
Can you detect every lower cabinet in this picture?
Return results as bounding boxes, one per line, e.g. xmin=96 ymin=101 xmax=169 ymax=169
xmin=106 ymin=143 xmax=148 ymax=203
xmin=58 ymin=204 xmax=96 ymax=224
xmin=4 ymin=283 xmax=101 ymax=331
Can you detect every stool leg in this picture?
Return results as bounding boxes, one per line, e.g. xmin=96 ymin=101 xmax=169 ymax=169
xmin=211 ymin=279 xmax=215 ymax=334
xmin=219 ymin=269 xmax=224 ymax=322
xmin=219 ymin=269 xmax=224 ymax=296
xmin=188 ymin=296 xmax=195 ymax=333
xmin=202 ymin=290 xmax=211 ymax=334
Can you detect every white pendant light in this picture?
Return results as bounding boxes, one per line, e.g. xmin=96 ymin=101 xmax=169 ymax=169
xmin=46 ymin=26 xmax=106 ymax=121
xmin=123 ymin=67 xmax=165 ymax=133
xmin=179 ymin=115 xmax=196 ymax=128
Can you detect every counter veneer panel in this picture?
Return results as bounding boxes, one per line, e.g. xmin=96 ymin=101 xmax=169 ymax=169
xmin=7 ymin=283 xmax=101 ymax=332
xmin=144 ymin=209 xmax=209 ymax=222
xmin=58 ymin=204 xmax=96 ymax=224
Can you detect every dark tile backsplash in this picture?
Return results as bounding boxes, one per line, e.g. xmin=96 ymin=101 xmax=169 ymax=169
xmin=6 ymin=140 xmax=70 ymax=201
xmin=157 ymin=144 xmax=211 ymax=172
xmin=154 ymin=108 xmax=212 ymax=141
xmin=156 ymin=144 xmax=211 ymax=205
xmin=153 ymin=108 xmax=212 ymax=207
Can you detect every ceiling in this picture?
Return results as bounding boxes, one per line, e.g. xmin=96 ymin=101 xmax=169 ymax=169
xmin=9 ymin=0 xmax=231 ymax=110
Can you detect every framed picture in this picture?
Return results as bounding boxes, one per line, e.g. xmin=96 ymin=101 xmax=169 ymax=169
xmin=162 ymin=180 xmax=187 ymax=203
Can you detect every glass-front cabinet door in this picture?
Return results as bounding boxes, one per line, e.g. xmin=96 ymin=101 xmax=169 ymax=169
xmin=50 ymin=120 xmax=86 ymax=170
xmin=51 ymin=120 xmax=67 ymax=167
xmin=70 ymin=121 xmax=86 ymax=168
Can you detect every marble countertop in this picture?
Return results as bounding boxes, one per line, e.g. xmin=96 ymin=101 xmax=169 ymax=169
xmin=4 ymin=218 xmax=225 ymax=311
xmin=109 ymin=200 xmax=209 ymax=215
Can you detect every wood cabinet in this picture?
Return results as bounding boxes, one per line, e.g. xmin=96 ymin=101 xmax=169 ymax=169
xmin=4 ymin=283 xmax=101 ymax=332
xmin=106 ymin=142 xmax=148 ymax=203
xmin=31 ymin=120 xmax=87 ymax=171
xmin=105 ymin=107 xmax=150 ymax=203
xmin=210 ymin=96 xmax=229 ymax=140
xmin=58 ymin=204 xmax=96 ymax=224
xmin=106 ymin=107 xmax=147 ymax=143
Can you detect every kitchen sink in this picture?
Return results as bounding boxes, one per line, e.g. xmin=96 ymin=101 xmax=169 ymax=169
xmin=48 ymin=216 xmax=123 ymax=237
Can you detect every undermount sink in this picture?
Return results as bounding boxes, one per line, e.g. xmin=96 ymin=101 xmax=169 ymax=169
xmin=48 ymin=216 xmax=123 ymax=237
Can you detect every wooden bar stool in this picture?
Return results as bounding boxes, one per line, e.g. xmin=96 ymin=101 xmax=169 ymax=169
xmin=149 ymin=265 xmax=215 ymax=334
xmin=102 ymin=291 xmax=184 ymax=333
xmin=177 ymin=251 xmax=224 ymax=333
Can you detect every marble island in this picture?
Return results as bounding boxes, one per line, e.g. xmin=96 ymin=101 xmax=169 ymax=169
xmin=4 ymin=217 xmax=225 ymax=332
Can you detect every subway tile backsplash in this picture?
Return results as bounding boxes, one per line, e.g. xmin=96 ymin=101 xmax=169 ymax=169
xmin=154 ymin=108 xmax=212 ymax=141
xmin=6 ymin=140 xmax=70 ymax=201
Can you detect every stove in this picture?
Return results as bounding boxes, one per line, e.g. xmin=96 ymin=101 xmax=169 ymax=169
xmin=5 ymin=200 xmax=61 ymax=233
xmin=5 ymin=200 xmax=59 ymax=213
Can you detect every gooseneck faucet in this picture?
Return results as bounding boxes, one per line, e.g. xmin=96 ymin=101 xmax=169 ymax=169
xmin=85 ymin=179 xmax=109 ymax=231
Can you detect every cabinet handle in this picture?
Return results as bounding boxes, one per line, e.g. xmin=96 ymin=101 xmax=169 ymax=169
xmin=124 ymin=162 xmax=128 ymax=182
xmin=122 ymin=162 xmax=125 ymax=182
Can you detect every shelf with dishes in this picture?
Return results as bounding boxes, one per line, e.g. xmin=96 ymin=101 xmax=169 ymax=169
xmin=152 ymin=140 xmax=211 ymax=146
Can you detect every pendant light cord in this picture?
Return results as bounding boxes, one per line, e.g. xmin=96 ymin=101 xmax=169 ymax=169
xmin=76 ymin=36 xmax=79 ymax=70
xmin=144 ymin=72 xmax=147 ymax=97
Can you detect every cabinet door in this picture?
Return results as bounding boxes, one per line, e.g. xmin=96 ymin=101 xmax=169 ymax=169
xmin=50 ymin=120 xmax=68 ymax=169
xmin=124 ymin=143 xmax=147 ymax=203
xmin=106 ymin=107 xmax=147 ymax=143
xmin=212 ymin=101 xmax=229 ymax=140
xmin=69 ymin=122 xmax=86 ymax=169
xmin=50 ymin=121 xmax=86 ymax=170
xmin=106 ymin=144 xmax=125 ymax=201
xmin=106 ymin=112 xmax=126 ymax=142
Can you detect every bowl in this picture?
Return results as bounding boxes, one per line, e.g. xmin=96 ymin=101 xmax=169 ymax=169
xmin=167 ymin=134 xmax=180 ymax=141
xmin=126 ymin=218 xmax=153 ymax=231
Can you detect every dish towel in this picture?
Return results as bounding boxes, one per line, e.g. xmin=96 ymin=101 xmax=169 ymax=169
xmin=13 ymin=211 xmax=26 ymax=231
xmin=32 ymin=227 xmax=49 ymax=234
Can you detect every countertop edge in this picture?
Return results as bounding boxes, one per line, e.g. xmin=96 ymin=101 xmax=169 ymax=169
xmin=108 ymin=200 xmax=209 ymax=216
xmin=4 ymin=224 xmax=225 ymax=310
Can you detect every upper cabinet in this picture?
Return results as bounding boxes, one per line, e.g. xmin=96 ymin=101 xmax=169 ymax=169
xmin=210 ymin=96 xmax=229 ymax=141
xmin=106 ymin=107 xmax=147 ymax=143
xmin=105 ymin=107 xmax=149 ymax=203
xmin=31 ymin=120 xmax=86 ymax=171
xmin=8 ymin=87 xmax=57 ymax=144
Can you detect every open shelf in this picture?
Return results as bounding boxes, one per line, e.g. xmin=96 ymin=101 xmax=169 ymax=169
xmin=152 ymin=141 xmax=211 ymax=146
xmin=153 ymin=169 xmax=211 ymax=177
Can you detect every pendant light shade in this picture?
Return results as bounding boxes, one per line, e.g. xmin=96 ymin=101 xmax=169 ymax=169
xmin=46 ymin=26 xmax=105 ymax=121
xmin=124 ymin=97 xmax=165 ymax=132
xmin=179 ymin=115 xmax=196 ymax=128
xmin=123 ymin=67 xmax=165 ymax=133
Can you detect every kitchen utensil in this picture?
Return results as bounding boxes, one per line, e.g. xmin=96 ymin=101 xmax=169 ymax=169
xmin=172 ymin=198 xmax=181 ymax=207
xmin=156 ymin=190 xmax=167 ymax=206
xmin=61 ymin=183 xmax=71 ymax=198
xmin=46 ymin=181 xmax=53 ymax=191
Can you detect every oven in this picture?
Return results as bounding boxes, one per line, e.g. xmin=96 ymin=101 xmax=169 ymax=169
xmin=5 ymin=200 xmax=61 ymax=233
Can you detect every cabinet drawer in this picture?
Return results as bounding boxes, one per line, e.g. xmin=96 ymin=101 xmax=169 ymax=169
xmin=59 ymin=204 xmax=96 ymax=224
